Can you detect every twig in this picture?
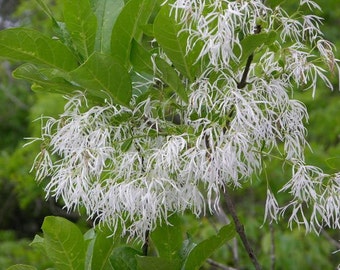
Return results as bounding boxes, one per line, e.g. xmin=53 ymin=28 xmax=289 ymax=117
xmin=321 ymin=230 xmax=340 ymax=250
xmin=223 ymin=188 xmax=262 ymax=270
xmin=207 ymin=259 xmax=238 ymax=270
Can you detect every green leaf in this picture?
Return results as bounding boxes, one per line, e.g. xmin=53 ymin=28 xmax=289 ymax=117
xmin=91 ymin=0 xmax=124 ymax=54
xmin=30 ymin=234 xmax=46 ymax=256
xmin=179 ymin=235 xmax=196 ymax=261
xmin=91 ymin=225 xmax=121 ymax=270
xmin=151 ymin=214 xmax=183 ymax=260
xmin=265 ymin=31 xmax=277 ymax=46
xmin=30 ymin=234 xmax=45 ymax=246
xmin=84 ymin=228 xmax=96 ymax=270
xmin=0 ymin=28 xmax=78 ymax=71
xmin=35 ymin=0 xmax=55 ymax=19
xmin=63 ymin=0 xmax=97 ymax=59
xmin=136 ymin=256 xmax=181 ymax=270
xmin=13 ymin=63 xmax=78 ymax=95
xmin=111 ymin=0 xmax=156 ymax=67
xmin=42 ymin=216 xmax=86 ymax=270
xmin=130 ymin=40 xmax=154 ymax=73
xmin=69 ymin=52 xmax=132 ymax=105
xmin=121 ymin=138 xmax=133 ymax=152
xmin=155 ymin=57 xmax=188 ymax=103
xmin=110 ymin=246 xmax=142 ymax=270
xmin=6 ymin=265 xmax=37 ymax=270
xmin=240 ymin=32 xmax=271 ymax=62
xmin=130 ymin=41 xmax=188 ymax=103
xmin=35 ymin=0 xmax=70 ymax=48
xmin=154 ymin=5 xmax=201 ymax=81
xmin=182 ymin=224 xmax=236 ymax=270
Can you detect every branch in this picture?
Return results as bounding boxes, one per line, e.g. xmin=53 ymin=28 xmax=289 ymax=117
xmin=223 ymin=188 xmax=262 ymax=270
xmin=207 ymin=259 xmax=238 ymax=270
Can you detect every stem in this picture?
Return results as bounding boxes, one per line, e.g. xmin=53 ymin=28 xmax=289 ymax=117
xmin=223 ymin=188 xmax=262 ymax=270
xmin=142 ymin=229 xmax=150 ymax=256
xmin=237 ymin=24 xmax=262 ymax=89
xmin=137 ymin=143 xmax=150 ymax=257
xmin=237 ymin=53 xmax=253 ymax=89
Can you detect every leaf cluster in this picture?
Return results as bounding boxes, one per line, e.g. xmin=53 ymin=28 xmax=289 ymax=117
xmin=7 ymin=215 xmax=235 ymax=270
xmin=0 ymin=0 xmax=206 ymax=107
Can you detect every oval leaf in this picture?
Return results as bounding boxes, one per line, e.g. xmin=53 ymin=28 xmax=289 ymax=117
xmin=63 ymin=0 xmax=97 ymax=59
xmin=154 ymin=5 xmax=201 ymax=81
xmin=151 ymin=214 xmax=183 ymax=260
xmin=69 ymin=52 xmax=132 ymax=105
xmin=111 ymin=0 xmax=156 ymax=67
xmin=0 ymin=28 xmax=78 ymax=71
xmin=91 ymin=0 xmax=124 ymax=54
xmin=110 ymin=246 xmax=142 ymax=270
xmin=130 ymin=40 xmax=188 ymax=103
xmin=240 ymin=32 xmax=270 ymax=62
xmin=42 ymin=216 xmax=85 ymax=270
xmin=182 ymin=224 xmax=236 ymax=270
xmin=13 ymin=63 xmax=78 ymax=95
xmin=91 ymin=225 xmax=122 ymax=270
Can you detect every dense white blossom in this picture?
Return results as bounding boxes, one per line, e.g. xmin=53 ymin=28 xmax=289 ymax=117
xmin=32 ymin=0 xmax=340 ymax=240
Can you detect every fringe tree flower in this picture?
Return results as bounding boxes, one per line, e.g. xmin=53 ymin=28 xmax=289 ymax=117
xmin=32 ymin=0 xmax=340 ymax=240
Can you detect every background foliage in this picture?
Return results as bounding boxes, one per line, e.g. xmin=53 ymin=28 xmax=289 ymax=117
xmin=0 ymin=0 xmax=339 ymax=269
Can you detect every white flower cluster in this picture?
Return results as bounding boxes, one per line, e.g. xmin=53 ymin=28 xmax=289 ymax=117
xmin=167 ymin=0 xmax=340 ymax=233
xmin=34 ymin=93 xmax=208 ymax=239
xmin=33 ymin=0 xmax=340 ymax=239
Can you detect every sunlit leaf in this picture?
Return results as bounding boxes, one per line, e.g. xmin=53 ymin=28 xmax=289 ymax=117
xmin=154 ymin=5 xmax=201 ymax=81
xmin=30 ymin=234 xmax=46 ymax=255
xmin=42 ymin=216 xmax=86 ymax=270
xmin=35 ymin=0 xmax=55 ymax=19
xmin=151 ymin=214 xmax=183 ymax=260
xmin=84 ymin=228 xmax=96 ymax=270
xmin=0 ymin=28 xmax=78 ymax=71
xmin=91 ymin=225 xmax=122 ymax=270
xmin=111 ymin=0 xmax=156 ymax=67
xmin=240 ymin=32 xmax=273 ymax=62
xmin=91 ymin=0 xmax=124 ymax=54
xmin=182 ymin=224 xmax=236 ymax=270
xmin=70 ymin=52 xmax=132 ymax=105
xmin=130 ymin=41 xmax=188 ymax=103
xmin=13 ymin=63 xmax=78 ymax=95
xmin=62 ymin=0 xmax=97 ymax=59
